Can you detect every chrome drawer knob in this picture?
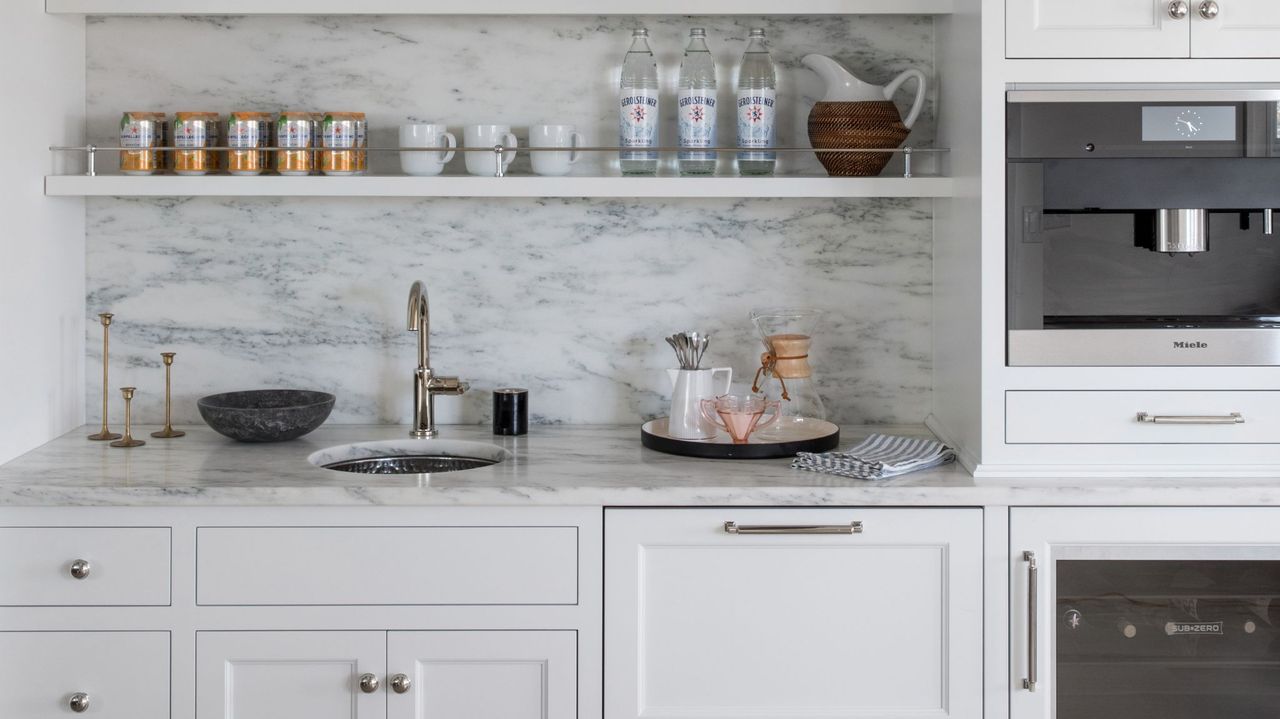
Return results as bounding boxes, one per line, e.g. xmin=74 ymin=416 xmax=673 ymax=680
xmin=358 ymin=673 xmax=379 ymax=693
xmin=390 ymin=673 xmax=411 ymax=694
xmin=1168 ymin=1 xmax=1189 ymax=19
xmin=69 ymin=692 xmax=90 ymax=713
xmin=69 ymin=559 xmax=91 ymax=580
xmin=1199 ymin=0 xmax=1219 ymax=19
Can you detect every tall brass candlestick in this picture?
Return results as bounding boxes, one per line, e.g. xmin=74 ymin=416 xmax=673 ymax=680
xmin=110 ymin=387 xmax=145 ymax=448
xmin=151 ymin=352 xmax=185 ymax=439
xmin=87 ymin=313 xmax=121 ymax=441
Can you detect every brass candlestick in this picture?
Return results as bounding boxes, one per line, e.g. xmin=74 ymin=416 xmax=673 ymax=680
xmin=110 ymin=387 xmax=145 ymax=448
xmin=151 ymin=352 xmax=185 ymax=439
xmin=87 ymin=313 xmax=121 ymax=441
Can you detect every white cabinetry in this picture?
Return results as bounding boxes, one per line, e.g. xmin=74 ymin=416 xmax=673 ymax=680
xmin=605 ymin=508 xmax=983 ymax=719
xmin=1006 ymin=0 xmax=1190 ymax=58
xmin=387 ymin=631 xmax=576 ymax=719
xmin=197 ymin=630 xmax=576 ymax=719
xmin=197 ymin=631 xmax=387 ymax=719
xmin=0 ymin=631 xmax=169 ymax=719
xmin=1009 ymin=507 xmax=1280 ymax=719
xmin=1007 ymin=0 xmax=1280 ymax=58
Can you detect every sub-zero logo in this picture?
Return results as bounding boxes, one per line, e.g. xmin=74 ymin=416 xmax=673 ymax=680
xmin=1165 ymin=621 xmax=1223 ymax=636
xmin=1173 ymin=341 xmax=1208 ymax=349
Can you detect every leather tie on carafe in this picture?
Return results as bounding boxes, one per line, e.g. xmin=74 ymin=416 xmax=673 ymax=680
xmin=752 ymin=335 xmax=812 ymax=402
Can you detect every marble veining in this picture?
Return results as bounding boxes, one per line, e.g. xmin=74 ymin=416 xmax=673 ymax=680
xmin=84 ymin=15 xmax=938 ymax=427
xmin=3 ymin=424 xmax=1280 ymax=508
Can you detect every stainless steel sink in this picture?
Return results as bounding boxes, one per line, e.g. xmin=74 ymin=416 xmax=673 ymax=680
xmin=309 ymin=439 xmax=510 ymax=475
xmin=323 ymin=455 xmax=497 ymax=475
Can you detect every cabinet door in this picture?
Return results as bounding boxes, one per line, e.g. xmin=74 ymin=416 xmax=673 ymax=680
xmin=196 ymin=631 xmax=385 ymax=719
xmin=387 ymin=631 xmax=575 ymax=719
xmin=1010 ymin=508 xmax=1280 ymax=719
xmin=605 ymin=508 xmax=982 ymax=719
xmin=1192 ymin=0 xmax=1280 ymax=57
xmin=1007 ymin=0 xmax=1190 ymax=58
xmin=0 ymin=631 xmax=169 ymax=719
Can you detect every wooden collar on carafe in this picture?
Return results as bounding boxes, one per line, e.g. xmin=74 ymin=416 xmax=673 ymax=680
xmin=751 ymin=334 xmax=812 ymax=401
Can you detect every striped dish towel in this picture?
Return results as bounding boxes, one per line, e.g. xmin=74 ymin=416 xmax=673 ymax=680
xmin=792 ymin=433 xmax=956 ymax=480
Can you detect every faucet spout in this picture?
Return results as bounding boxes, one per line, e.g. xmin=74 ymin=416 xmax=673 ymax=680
xmin=406 ymin=280 xmax=466 ymax=439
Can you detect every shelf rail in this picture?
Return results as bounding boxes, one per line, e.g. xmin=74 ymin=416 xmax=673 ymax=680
xmin=49 ymin=145 xmax=949 ymax=179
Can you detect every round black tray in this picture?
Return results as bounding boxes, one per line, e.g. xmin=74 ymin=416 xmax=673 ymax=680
xmin=641 ymin=418 xmax=840 ymax=460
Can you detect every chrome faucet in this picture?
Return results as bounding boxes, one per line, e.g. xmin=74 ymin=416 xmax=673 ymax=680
xmin=407 ymin=281 xmax=468 ymax=438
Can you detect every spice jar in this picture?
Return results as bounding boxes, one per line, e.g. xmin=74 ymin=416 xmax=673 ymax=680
xmin=275 ymin=111 xmax=316 ymax=176
xmin=119 ymin=111 xmax=167 ymax=175
xmin=320 ymin=112 xmax=366 ymax=176
xmin=226 ymin=111 xmax=272 ymax=176
xmin=172 ymin=111 xmax=221 ymax=175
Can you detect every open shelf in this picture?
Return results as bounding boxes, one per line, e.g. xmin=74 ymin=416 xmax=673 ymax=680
xmin=44 ymin=174 xmax=955 ymax=199
xmin=46 ymin=0 xmax=955 ymax=15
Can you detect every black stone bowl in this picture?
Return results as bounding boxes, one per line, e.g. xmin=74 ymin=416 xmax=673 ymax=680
xmin=197 ymin=389 xmax=335 ymax=443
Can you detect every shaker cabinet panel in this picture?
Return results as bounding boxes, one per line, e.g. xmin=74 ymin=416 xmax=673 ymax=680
xmin=0 ymin=527 xmax=171 ymax=606
xmin=387 ymin=631 xmax=576 ymax=719
xmin=1191 ymin=0 xmax=1280 ymax=57
xmin=196 ymin=631 xmax=386 ymax=719
xmin=1006 ymin=0 xmax=1191 ymax=58
xmin=0 ymin=631 xmax=170 ymax=719
xmin=605 ymin=508 xmax=982 ymax=719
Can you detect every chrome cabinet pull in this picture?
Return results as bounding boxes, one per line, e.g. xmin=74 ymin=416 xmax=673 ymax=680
xmin=69 ymin=559 xmax=91 ymax=580
xmin=1023 ymin=551 xmax=1038 ymax=692
xmin=1199 ymin=0 xmax=1219 ymax=19
xmin=358 ymin=673 xmax=379 ymax=693
xmin=390 ymin=673 xmax=411 ymax=694
xmin=723 ymin=521 xmax=863 ymax=535
xmin=1136 ymin=412 xmax=1243 ymax=425
xmin=1168 ymin=0 xmax=1189 ymax=19
xmin=69 ymin=692 xmax=90 ymax=713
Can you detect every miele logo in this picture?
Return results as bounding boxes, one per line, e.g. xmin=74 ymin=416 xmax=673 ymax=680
xmin=1165 ymin=621 xmax=1223 ymax=636
xmin=1173 ymin=341 xmax=1208 ymax=349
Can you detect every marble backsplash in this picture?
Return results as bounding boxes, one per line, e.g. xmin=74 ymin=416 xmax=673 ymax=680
xmin=84 ymin=15 xmax=937 ymax=427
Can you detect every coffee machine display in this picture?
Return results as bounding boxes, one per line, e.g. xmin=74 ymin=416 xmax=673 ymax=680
xmin=1006 ymin=88 xmax=1280 ymax=366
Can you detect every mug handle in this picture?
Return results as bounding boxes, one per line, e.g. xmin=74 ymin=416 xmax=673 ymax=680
xmin=700 ymin=399 xmax=728 ymax=434
xmin=568 ymin=131 xmax=585 ymax=164
xmin=439 ymin=132 xmax=457 ymax=164
xmin=883 ymin=67 xmax=928 ymax=130
xmin=710 ymin=367 xmax=733 ymax=396
xmin=755 ymin=400 xmax=781 ymax=431
xmin=502 ymin=132 xmax=518 ymax=169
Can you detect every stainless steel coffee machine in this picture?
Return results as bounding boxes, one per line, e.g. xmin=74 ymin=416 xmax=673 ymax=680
xmin=1007 ymin=87 xmax=1280 ymax=366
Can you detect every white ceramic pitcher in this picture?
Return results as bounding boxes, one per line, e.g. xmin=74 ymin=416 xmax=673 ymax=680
xmin=801 ymin=54 xmax=928 ymax=130
xmin=666 ymin=367 xmax=733 ymax=440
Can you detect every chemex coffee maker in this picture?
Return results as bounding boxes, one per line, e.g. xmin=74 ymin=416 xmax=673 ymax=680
xmin=1006 ymin=87 xmax=1280 ymax=367
xmin=750 ymin=308 xmax=828 ymax=441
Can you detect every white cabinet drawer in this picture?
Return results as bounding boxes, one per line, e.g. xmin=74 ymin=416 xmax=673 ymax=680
xmin=197 ymin=526 xmax=578 ymax=605
xmin=605 ymin=508 xmax=982 ymax=719
xmin=0 ymin=527 xmax=171 ymax=606
xmin=1007 ymin=391 xmax=1280 ymax=444
xmin=0 ymin=631 xmax=169 ymax=719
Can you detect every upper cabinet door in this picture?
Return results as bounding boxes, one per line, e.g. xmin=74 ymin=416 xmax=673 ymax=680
xmin=605 ymin=508 xmax=983 ymax=719
xmin=196 ymin=631 xmax=386 ymax=719
xmin=1007 ymin=0 xmax=1192 ymax=58
xmin=1191 ymin=0 xmax=1280 ymax=57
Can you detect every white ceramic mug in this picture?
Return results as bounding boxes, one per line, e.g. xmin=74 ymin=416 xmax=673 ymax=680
xmin=529 ymin=124 xmax=584 ymax=176
xmin=464 ymin=124 xmax=518 ymax=176
xmin=666 ymin=367 xmax=733 ymax=440
xmin=399 ymin=124 xmax=457 ymax=176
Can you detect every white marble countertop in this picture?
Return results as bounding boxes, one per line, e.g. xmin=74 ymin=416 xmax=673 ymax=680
xmin=1 ymin=424 xmax=1278 ymax=507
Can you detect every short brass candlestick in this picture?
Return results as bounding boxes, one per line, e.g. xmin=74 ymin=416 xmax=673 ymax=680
xmin=151 ymin=352 xmax=185 ymax=439
xmin=87 ymin=313 xmax=122 ymax=441
xmin=110 ymin=387 xmax=145 ymax=448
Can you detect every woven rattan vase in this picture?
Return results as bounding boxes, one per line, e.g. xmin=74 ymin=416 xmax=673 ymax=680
xmin=808 ymin=100 xmax=910 ymax=177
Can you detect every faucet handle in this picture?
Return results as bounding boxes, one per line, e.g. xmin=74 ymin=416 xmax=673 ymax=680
xmin=428 ymin=377 xmax=468 ymax=395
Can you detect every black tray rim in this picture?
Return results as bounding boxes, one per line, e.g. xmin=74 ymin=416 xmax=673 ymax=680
xmin=640 ymin=419 xmax=840 ymax=460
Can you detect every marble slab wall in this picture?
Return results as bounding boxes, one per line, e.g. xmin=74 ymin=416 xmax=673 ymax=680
xmin=85 ymin=15 xmax=936 ymax=426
